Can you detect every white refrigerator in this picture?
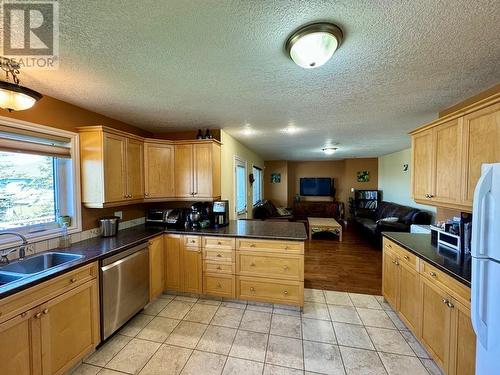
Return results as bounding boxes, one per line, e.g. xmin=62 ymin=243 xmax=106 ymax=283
xmin=472 ymin=163 xmax=500 ymax=375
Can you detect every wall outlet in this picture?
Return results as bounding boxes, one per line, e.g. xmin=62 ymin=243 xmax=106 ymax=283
xmin=114 ymin=211 xmax=123 ymax=219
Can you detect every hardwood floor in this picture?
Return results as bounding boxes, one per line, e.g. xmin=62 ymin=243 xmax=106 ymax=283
xmin=304 ymin=224 xmax=382 ymax=295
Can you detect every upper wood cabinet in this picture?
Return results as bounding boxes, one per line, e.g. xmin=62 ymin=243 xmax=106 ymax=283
xmin=411 ymin=94 xmax=500 ymax=211
xmin=144 ymin=140 xmax=175 ymax=199
xmin=79 ymin=127 xmax=145 ymax=208
xmin=174 ymin=141 xmax=221 ymax=199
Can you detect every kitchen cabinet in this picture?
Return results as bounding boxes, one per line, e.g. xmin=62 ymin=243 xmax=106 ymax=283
xmin=398 ymin=261 xmax=420 ymax=333
xmin=149 ymin=235 xmax=164 ymax=300
xmin=183 ymin=246 xmax=202 ymax=294
xmin=144 ymin=140 xmax=175 ymax=199
xmin=165 ymin=234 xmax=183 ymax=291
xmin=382 ymin=248 xmax=399 ymax=308
xmin=78 ymin=126 xmax=145 ymax=208
xmin=174 ymin=141 xmax=221 ymax=199
xmin=164 ymin=234 xmax=202 ymax=294
xmin=411 ymin=129 xmax=434 ymax=202
xmin=449 ymin=299 xmax=476 ymax=375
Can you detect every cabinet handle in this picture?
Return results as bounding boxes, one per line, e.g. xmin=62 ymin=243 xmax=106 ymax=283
xmin=21 ymin=312 xmax=27 ymax=318
xmin=250 ymin=263 xmax=256 ymax=267
xmin=447 ymin=301 xmax=455 ymax=309
xmin=404 ymin=255 xmax=409 ymax=260
xmin=217 ymin=241 xmax=222 ymax=245
xmin=250 ymin=244 xmax=256 ymax=248
xmin=283 ymin=290 xmax=289 ymax=295
xmin=392 ymin=260 xmax=399 ymax=266
xmin=442 ymin=298 xmax=449 ymax=305
xmin=387 ymin=243 xmax=392 ymax=248
xmin=216 ymin=266 xmax=222 ymax=270
xmin=148 ymin=241 xmax=153 ymax=246
xmin=190 ymin=240 xmax=196 ymax=243
xmin=284 ymin=246 xmax=289 ymax=250
xmin=216 ymin=283 xmax=222 ymax=289
xmin=216 ymin=253 xmax=222 ymax=257
xmin=429 ymin=272 xmax=437 ymax=277
xmin=70 ymin=277 xmax=77 ymax=283
xmin=250 ymin=287 xmax=255 ymax=292
xmin=34 ymin=312 xmax=42 ymax=319
xmin=428 ymin=194 xmax=434 ymax=198
xmin=283 ymin=265 xmax=289 ymax=271
xmin=42 ymin=309 xmax=49 ymax=314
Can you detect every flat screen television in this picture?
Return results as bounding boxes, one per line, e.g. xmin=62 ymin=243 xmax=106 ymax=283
xmin=300 ymin=177 xmax=333 ymax=196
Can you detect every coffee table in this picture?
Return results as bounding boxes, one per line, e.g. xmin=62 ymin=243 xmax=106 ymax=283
xmin=307 ymin=217 xmax=342 ymax=241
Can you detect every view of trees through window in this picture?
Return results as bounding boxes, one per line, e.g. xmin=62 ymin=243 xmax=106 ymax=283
xmin=0 ymin=151 xmax=56 ymax=230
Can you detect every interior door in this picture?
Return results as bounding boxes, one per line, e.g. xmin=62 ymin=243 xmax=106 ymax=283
xmin=126 ymin=138 xmax=145 ymax=200
xmin=193 ymin=143 xmax=213 ymax=198
xmin=144 ymin=142 xmax=175 ymax=198
xmin=398 ymin=262 xmax=420 ymax=333
xmin=174 ymin=144 xmax=194 ymax=198
xmin=165 ymin=234 xmax=183 ymax=291
xmin=432 ymin=118 xmax=463 ymax=205
xmin=382 ymin=249 xmax=399 ymax=308
xmin=183 ymin=245 xmax=202 ymax=294
xmin=411 ymin=129 xmax=434 ymax=201
xmin=103 ymin=132 xmax=127 ymax=202
xmin=149 ymin=235 xmax=165 ymax=300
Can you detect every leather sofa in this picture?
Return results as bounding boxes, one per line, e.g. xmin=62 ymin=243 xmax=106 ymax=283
xmin=353 ymin=201 xmax=431 ymax=245
xmin=252 ymin=200 xmax=293 ymax=221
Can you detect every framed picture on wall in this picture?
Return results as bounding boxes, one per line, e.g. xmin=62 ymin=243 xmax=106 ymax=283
xmin=357 ymin=170 xmax=370 ymax=182
xmin=271 ymin=173 xmax=281 ymax=183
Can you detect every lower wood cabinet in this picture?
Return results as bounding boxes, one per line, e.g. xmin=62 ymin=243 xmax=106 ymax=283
xmin=165 ymin=234 xmax=183 ymax=291
xmin=149 ymin=235 xmax=164 ymax=300
xmin=164 ymin=234 xmax=202 ymax=294
xmin=183 ymin=246 xmax=202 ymax=294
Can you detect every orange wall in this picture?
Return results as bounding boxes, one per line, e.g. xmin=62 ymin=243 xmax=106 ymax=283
xmin=264 ymin=161 xmax=289 ymax=207
xmin=1 ymin=95 xmax=152 ymax=229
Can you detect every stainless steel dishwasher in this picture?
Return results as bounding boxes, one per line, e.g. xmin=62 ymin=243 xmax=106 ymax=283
xmin=100 ymin=242 xmax=149 ymax=340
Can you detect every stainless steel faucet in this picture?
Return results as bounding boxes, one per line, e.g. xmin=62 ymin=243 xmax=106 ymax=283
xmin=0 ymin=232 xmax=28 ymax=264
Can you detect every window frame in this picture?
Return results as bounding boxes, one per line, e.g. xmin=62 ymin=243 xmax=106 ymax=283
xmin=252 ymin=165 xmax=263 ymax=206
xmin=233 ymin=155 xmax=247 ymax=217
xmin=0 ymin=116 xmax=82 ymax=249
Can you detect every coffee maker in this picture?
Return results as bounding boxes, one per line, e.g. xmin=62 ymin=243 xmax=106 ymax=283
xmin=188 ymin=202 xmax=211 ymax=228
xmin=212 ymin=200 xmax=229 ymax=227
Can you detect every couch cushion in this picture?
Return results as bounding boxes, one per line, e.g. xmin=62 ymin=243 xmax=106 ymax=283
xmin=355 ymin=217 xmax=377 ymax=234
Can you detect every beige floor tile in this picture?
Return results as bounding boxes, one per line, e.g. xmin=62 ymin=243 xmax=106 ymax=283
xmin=196 ymin=325 xmax=237 ymax=355
xmin=223 ymin=357 xmax=264 ymax=375
xmin=339 ymin=346 xmax=387 ymax=375
xmin=304 ymin=288 xmax=327 ymax=303
xmin=378 ymin=352 xmax=428 ymax=375
xmin=175 ymin=295 xmax=199 ymax=303
xmin=84 ymin=334 xmax=132 ymax=367
xmin=159 ymin=293 xmax=175 ymax=300
xmin=247 ymin=302 xmax=274 ymax=313
xmin=273 ymin=307 xmax=301 ymax=317
xmin=165 ymin=321 xmax=208 ymax=348
xmin=240 ymin=310 xmax=272 ymax=333
xmin=139 ymin=344 xmax=192 ymax=375
xmin=70 ymin=363 xmax=101 ymax=375
xmin=324 ymin=291 xmax=353 ymax=306
xmin=181 ymin=350 xmax=226 ymax=375
xmin=266 ymin=335 xmax=304 ymax=370
xmin=385 ymin=311 xmax=407 ymax=330
xmin=264 ymin=364 xmax=305 ymax=375
xmin=348 ymin=294 xmax=382 ymax=309
xmin=303 ymin=341 xmax=345 ymax=375
xmin=400 ymin=330 xmax=430 ymax=358
xmin=271 ymin=314 xmax=302 ymax=338
xmin=356 ymin=308 xmax=395 ymax=329
xmin=120 ymin=314 xmax=155 ymax=337
xmin=222 ymin=301 xmax=247 ymax=309
xmin=99 ymin=370 xmax=127 ymax=375
xmin=197 ymin=298 xmax=222 ymax=306
xmin=302 ymin=318 xmax=336 ymax=344
xmin=229 ymin=330 xmax=268 ymax=362
xmin=158 ymin=300 xmax=194 ymax=320
xmin=366 ymin=327 xmax=414 ymax=356
xmin=328 ymin=305 xmax=362 ymax=325
xmin=143 ymin=298 xmax=171 ymax=316
xmin=183 ymin=303 xmax=219 ymax=324
xmin=421 ymin=358 xmax=445 ymax=375
xmin=211 ymin=306 xmax=245 ymax=328
xmin=332 ymin=322 xmax=374 ymax=350
xmin=106 ymin=338 xmax=161 ymax=374
xmin=301 ymin=302 xmax=331 ymax=321
xmin=137 ymin=316 xmax=180 ymax=343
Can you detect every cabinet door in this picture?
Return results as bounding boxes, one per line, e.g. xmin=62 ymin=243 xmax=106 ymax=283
xmin=126 ymin=138 xmax=145 ymax=200
xmin=461 ymin=102 xmax=500 ymax=205
xmin=183 ymin=246 xmax=202 ymax=294
xmin=165 ymin=234 xmax=183 ymax=291
xmin=174 ymin=144 xmax=194 ymax=198
xmin=382 ymin=249 xmax=399 ymax=309
xmin=420 ymin=277 xmax=452 ymax=372
xmin=0 ymin=311 xmax=40 ymax=375
xmin=193 ymin=143 xmax=213 ymax=198
xmin=149 ymin=235 xmax=165 ymax=300
xmin=40 ymin=280 xmax=99 ymax=375
xmin=144 ymin=143 xmax=175 ymax=198
xmin=432 ymin=118 xmax=463 ymax=205
xmin=412 ymin=130 xmax=434 ymax=201
xmin=398 ymin=262 xmax=420 ymax=333
xmin=103 ymin=133 xmax=127 ymax=202
xmin=449 ymin=299 xmax=476 ymax=375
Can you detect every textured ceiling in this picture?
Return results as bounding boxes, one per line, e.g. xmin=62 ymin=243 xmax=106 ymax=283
xmin=18 ymin=0 xmax=500 ymax=160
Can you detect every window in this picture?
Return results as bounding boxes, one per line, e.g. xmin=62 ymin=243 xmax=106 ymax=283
xmin=234 ymin=157 xmax=247 ymax=216
xmin=252 ymin=166 xmax=263 ymax=205
xmin=0 ymin=118 xmax=81 ymax=246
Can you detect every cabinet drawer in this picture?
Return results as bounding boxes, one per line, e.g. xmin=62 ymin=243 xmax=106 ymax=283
xmin=184 ymin=235 xmax=201 ymax=247
xmin=203 ymin=274 xmax=235 ymax=298
xmin=236 ymin=239 xmax=304 ymax=254
xmin=384 ymin=239 xmax=418 ymax=269
xmin=0 ymin=262 xmax=97 ymax=324
xmin=420 ymin=261 xmax=470 ymax=306
xmin=202 ymin=236 xmax=235 ymax=250
xmin=203 ymin=261 xmax=234 ymax=274
xmin=236 ymin=252 xmax=303 ymax=280
xmin=203 ymin=249 xmax=234 ymax=262
xmin=237 ymin=276 xmax=303 ymax=306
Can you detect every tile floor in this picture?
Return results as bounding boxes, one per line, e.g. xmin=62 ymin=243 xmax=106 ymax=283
xmin=71 ymin=289 xmax=444 ymax=375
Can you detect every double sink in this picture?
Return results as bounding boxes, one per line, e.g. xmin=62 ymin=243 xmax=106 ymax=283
xmin=0 ymin=252 xmax=83 ymax=286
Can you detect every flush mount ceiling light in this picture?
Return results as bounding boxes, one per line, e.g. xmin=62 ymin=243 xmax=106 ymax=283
xmin=285 ymin=22 xmax=343 ymax=69
xmin=322 ymin=147 xmax=338 ymax=155
xmin=0 ymin=57 xmax=42 ymax=111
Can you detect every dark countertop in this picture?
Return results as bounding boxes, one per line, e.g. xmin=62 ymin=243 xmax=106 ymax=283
xmin=0 ymin=220 xmax=307 ymax=298
xmin=382 ymin=232 xmax=471 ymax=287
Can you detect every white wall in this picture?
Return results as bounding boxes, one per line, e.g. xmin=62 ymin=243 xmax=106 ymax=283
xmin=378 ymin=148 xmax=436 ymax=217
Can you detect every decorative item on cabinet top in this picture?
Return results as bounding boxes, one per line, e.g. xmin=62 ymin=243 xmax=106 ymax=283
xmin=77 ymin=126 xmax=222 ymax=208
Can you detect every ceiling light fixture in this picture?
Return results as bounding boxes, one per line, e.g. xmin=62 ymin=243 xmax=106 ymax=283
xmin=285 ymin=22 xmax=343 ymax=69
xmin=281 ymin=124 xmax=300 ymax=134
xmin=322 ymin=147 xmax=337 ymax=155
xmin=242 ymin=124 xmax=255 ymax=136
xmin=0 ymin=57 xmax=42 ymax=111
